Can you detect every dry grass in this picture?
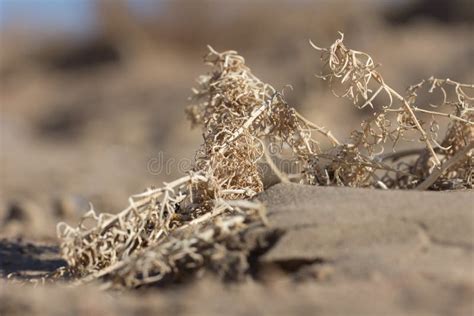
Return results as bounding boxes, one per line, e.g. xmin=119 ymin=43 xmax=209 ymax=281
xmin=49 ymin=34 xmax=473 ymax=289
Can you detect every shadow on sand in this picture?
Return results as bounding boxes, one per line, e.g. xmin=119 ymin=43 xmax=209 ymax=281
xmin=0 ymin=239 xmax=66 ymax=278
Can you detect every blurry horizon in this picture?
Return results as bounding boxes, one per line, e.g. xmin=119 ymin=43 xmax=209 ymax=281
xmin=0 ymin=0 xmax=164 ymax=36
xmin=0 ymin=0 xmax=411 ymax=38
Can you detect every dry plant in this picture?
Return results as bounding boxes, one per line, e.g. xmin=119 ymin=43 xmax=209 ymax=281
xmin=54 ymin=34 xmax=473 ymax=289
xmin=308 ymin=33 xmax=473 ymax=189
xmin=87 ymin=209 xmax=276 ymax=289
xmin=186 ymin=46 xmax=340 ymax=195
xmin=55 ymin=45 xmax=318 ymax=287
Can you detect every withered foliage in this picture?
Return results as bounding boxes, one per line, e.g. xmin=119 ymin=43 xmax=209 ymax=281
xmin=308 ymin=34 xmax=473 ymax=189
xmin=55 ymin=34 xmax=473 ymax=289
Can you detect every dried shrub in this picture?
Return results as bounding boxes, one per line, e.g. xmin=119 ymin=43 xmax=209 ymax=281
xmin=56 ymin=46 xmax=319 ymax=287
xmin=186 ymin=46 xmax=334 ymax=195
xmin=54 ymin=34 xmax=473 ymax=289
xmin=308 ymin=34 xmax=473 ymax=189
xmin=91 ymin=210 xmax=277 ymax=289
xmin=57 ymin=174 xmax=213 ymax=275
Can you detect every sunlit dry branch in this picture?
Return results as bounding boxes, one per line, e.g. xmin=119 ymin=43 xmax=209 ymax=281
xmin=57 ymin=173 xmax=214 ymax=274
xmin=310 ymin=34 xmax=473 ymax=189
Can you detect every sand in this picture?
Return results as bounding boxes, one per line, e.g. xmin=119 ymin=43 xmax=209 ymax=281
xmin=1 ymin=183 xmax=473 ymax=316
xmin=1 ymin=2 xmax=473 ymax=314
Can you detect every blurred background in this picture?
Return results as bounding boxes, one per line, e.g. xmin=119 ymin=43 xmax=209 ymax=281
xmin=0 ymin=0 xmax=473 ymax=238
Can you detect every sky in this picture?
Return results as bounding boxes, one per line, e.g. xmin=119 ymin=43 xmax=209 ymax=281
xmin=0 ymin=0 xmax=163 ymax=36
xmin=0 ymin=0 xmax=97 ymax=35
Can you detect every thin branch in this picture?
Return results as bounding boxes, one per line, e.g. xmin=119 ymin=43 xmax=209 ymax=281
xmin=416 ymin=143 xmax=474 ymax=190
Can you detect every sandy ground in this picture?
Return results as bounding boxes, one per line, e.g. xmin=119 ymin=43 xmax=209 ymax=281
xmin=1 ymin=1 xmax=473 ymax=315
xmin=1 ymin=184 xmax=473 ymax=316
